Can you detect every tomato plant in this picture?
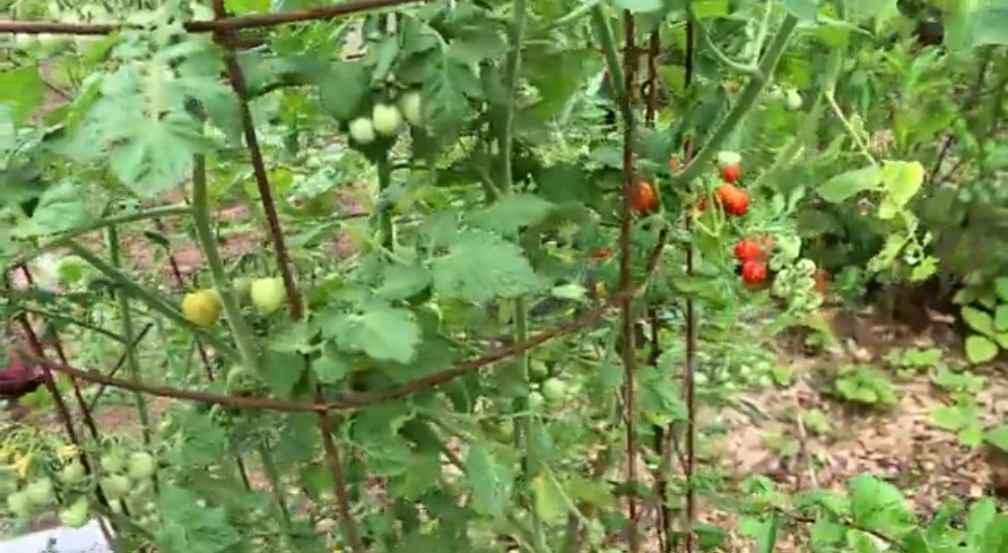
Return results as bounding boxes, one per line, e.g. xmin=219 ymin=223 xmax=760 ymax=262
xmin=1 ymin=1 xmax=1007 ymax=552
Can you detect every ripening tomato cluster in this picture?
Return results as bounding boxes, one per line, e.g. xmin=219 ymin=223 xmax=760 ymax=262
xmin=181 ymin=276 xmax=288 ymax=328
xmin=734 ymin=237 xmax=772 ymax=287
xmin=629 ymin=178 xmax=659 ymax=215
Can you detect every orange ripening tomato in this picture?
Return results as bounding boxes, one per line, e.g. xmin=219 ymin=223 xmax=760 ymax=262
xmin=591 ymin=247 xmax=612 ymax=263
xmin=715 ymin=184 xmax=750 ymax=216
xmin=628 ymin=179 xmax=658 ymax=215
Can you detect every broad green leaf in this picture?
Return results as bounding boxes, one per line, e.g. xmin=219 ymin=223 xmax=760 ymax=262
xmin=616 ymin=0 xmax=662 ymax=13
xmin=530 ymin=472 xmax=567 ymax=524
xmin=962 ymin=306 xmax=996 ymax=336
xmin=959 ymin=424 xmax=984 ymax=448
xmin=817 ymin=166 xmax=882 ymax=203
xmin=155 ymin=485 xmax=242 ymax=553
xmin=739 ymin=515 xmax=781 ymax=553
xmin=471 ymin=193 xmax=555 ymax=236
xmin=848 ymin=474 xmax=913 ymax=536
xmin=966 ymin=498 xmax=996 ymax=549
xmin=930 ymin=405 xmax=972 ymax=431
xmin=18 ymin=181 xmax=93 ymax=237
xmin=325 ymin=304 xmax=421 ymax=364
xmin=431 ymin=229 xmax=546 ymax=303
xmin=163 ymin=409 xmax=228 ymax=466
xmin=690 ymin=0 xmax=730 ymax=19
xmin=257 ymin=350 xmax=305 ymax=398
xmin=971 ymin=5 xmax=1008 ymax=47
xmin=985 ymin=424 xmax=1008 ymax=452
xmin=994 ymin=277 xmax=1008 ymax=302
xmin=318 ymin=62 xmax=369 ymax=122
xmin=377 ymin=264 xmax=432 ymax=301
xmin=0 ymin=65 xmax=43 ymax=123
xmin=880 ymin=160 xmax=924 ymax=208
xmin=995 ymin=305 xmax=1008 ymax=331
xmin=965 ymin=335 xmax=999 ymax=364
xmin=465 ymin=445 xmax=514 ymax=519
xmin=781 ymin=0 xmax=820 ymax=21
xmin=313 ymin=343 xmax=351 ymax=384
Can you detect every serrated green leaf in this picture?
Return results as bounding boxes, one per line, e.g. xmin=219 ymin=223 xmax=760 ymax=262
xmin=470 ymin=193 xmax=555 ymax=236
xmin=257 ymin=350 xmax=305 ymax=398
xmin=985 ymin=424 xmax=1008 ymax=452
xmin=0 ymin=65 xmax=43 ymax=124
xmin=965 ymin=335 xmax=999 ymax=364
xmin=377 ymin=264 xmax=432 ymax=301
xmin=318 ymin=62 xmax=369 ymax=122
xmin=531 ymin=472 xmax=567 ymax=524
xmin=325 ymin=304 xmax=421 ymax=364
xmin=880 ymin=160 xmax=924 ymax=208
xmin=155 ymin=484 xmax=242 ymax=553
xmin=465 ymin=445 xmax=514 ymax=519
xmin=431 ymin=229 xmax=545 ymax=302
xmin=817 ymin=165 xmax=882 ymax=203
xmin=848 ymin=474 xmax=913 ymax=537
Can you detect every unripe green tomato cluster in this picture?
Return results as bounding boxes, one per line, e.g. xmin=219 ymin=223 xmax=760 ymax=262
xmin=348 ymin=90 xmax=425 ymax=145
xmin=772 ymin=258 xmax=822 ymax=312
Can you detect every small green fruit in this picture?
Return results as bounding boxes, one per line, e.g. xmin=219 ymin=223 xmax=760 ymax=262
xmin=25 ymin=478 xmax=54 ymax=505
xmin=127 ymin=452 xmax=156 ymax=481
xmin=101 ymin=475 xmax=131 ymax=499
xmin=59 ymin=497 xmax=89 ymax=528
xmin=59 ymin=461 xmax=86 ymax=485
xmin=371 ymin=103 xmax=403 ymax=136
xmin=398 ymin=92 xmax=423 ymax=126
xmin=541 ymin=378 xmax=568 ymax=404
xmin=250 ymin=277 xmax=286 ymax=314
xmin=100 ymin=453 xmax=125 ymax=474
xmin=528 ymin=391 xmax=545 ymax=411
xmin=348 ymin=117 xmax=376 ymax=144
xmin=226 ymin=365 xmax=259 ymax=394
xmin=7 ymin=491 xmax=32 ymax=518
xmin=785 ymin=89 xmax=803 ymax=111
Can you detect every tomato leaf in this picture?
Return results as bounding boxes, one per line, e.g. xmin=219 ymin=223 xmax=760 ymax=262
xmin=965 ymin=335 xmax=999 ymax=364
xmin=431 ymin=229 xmax=546 ymax=303
xmin=817 ymin=166 xmax=882 ymax=203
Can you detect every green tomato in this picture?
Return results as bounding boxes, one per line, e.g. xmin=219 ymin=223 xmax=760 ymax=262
xmin=541 ymin=378 xmax=568 ymax=404
xmin=127 ymin=452 xmax=156 ymax=481
xmin=398 ymin=91 xmax=423 ymax=127
xmin=101 ymin=475 xmax=131 ymax=500
xmin=371 ymin=103 xmax=403 ymax=136
xmin=250 ymin=277 xmax=286 ymax=314
xmin=7 ymin=491 xmax=32 ymax=518
xmin=59 ymin=461 xmax=86 ymax=485
xmin=227 ymin=365 xmax=259 ymax=393
xmin=528 ymin=391 xmax=545 ymax=411
xmin=348 ymin=117 xmax=376 ymax=144
xmin=25 ymin=478 xmax=54 ymax=506
xmin=59 ymin=497 xmax=89 ymax=528
xmin=529 ymin=360 xmax=550 ymax=381
xmin=785 ymin=88 xmax=803 ymax=110
xmin=101 ymin=453 xmax=125 ymax=474
xmin=497 ymin=419 xmax=515 ymax=441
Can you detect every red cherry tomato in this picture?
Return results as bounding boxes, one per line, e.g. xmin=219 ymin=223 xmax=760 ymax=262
xmin=734 ymin=239 xmax=763 ymax=262
xmin=720 ymin=163 xmax=742 ymax=183
xmin=741 ymin=260 xmax=768 ymax=285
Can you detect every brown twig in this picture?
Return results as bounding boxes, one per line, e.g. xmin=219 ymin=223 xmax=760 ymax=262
xmin=0 ymin=0 xmax=423 ymax=35
xmin=318 ymin=408 xmax=367 ymax=553
xmin=620 ymin=10 xmax=640 ymax=553
xmin=211 ymin=1 xmax=302 ymax=321
xmin=21 ymin=286 xmax=639 ymax=415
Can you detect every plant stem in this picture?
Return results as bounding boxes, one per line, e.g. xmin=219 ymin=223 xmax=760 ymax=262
xmin=672 ymin=14 xmax=799 ymax=187
xmin=377 ymin=154 xmax=395 ymax=250
xmin=591 ymin=5 xmax=634 ymax=128
xmin=257 ymin=437 xmax=293 ymax=533
xmin=191 ymin=154 xmax=261 ymax=371
xmin=106 ymin=226 xmax=155 ymax=478
xmin=318 ymin=410 xmax=366 ymax=553
xmin=500 ymin=0 xmax=528 ymax=192
xmin=66 ymin=241 xmax=240 ymax=359
xmin=6 ymin=205 xmax=192 ymax=272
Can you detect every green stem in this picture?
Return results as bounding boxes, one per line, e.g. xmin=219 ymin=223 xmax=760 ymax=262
xmin=692 ymin=13 xmax=759 ymax=76
xmin=7 ymin=205 xmax=192 ymax=271
xmin=191 ymin=154 xmax=261 ymax=371
xmin=257 ymin=437 xmax=294 ymax=534
xmin=67 ymin=242 xmax=240 ymax=360
xmin=376 ymin=154 xmax=395 ymax=250
xmin=500 ymin=0 xmax=528 ymax=192
xmin=590 ymin=5 xmax=634 ymax=127
xmin=672 ymin=14 xmax=799 ymax=187
xmin=106 ymin=226 xmax=155 ymax=457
